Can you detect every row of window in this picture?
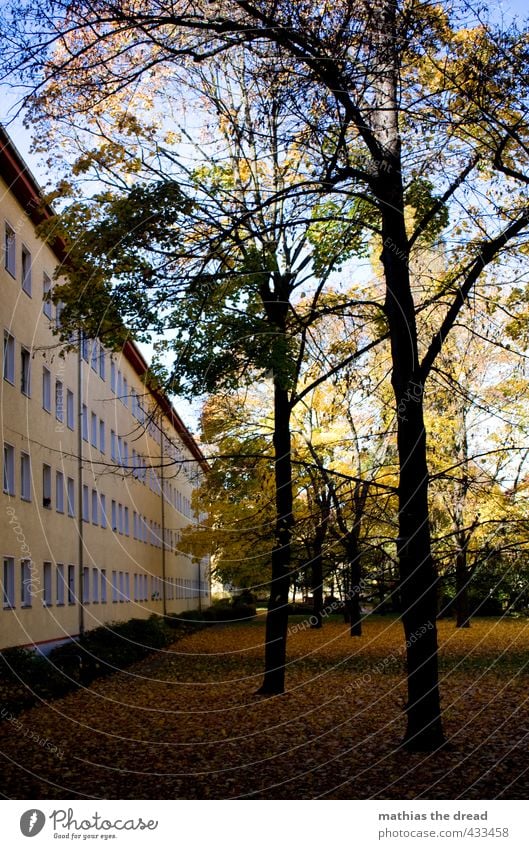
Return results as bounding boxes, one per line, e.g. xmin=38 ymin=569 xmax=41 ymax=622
xmin=2 ymin=558 xmax=206 ymax=608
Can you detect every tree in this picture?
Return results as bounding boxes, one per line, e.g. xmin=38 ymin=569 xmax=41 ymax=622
xmin=7 ymin=0 xmax=529 ymax=749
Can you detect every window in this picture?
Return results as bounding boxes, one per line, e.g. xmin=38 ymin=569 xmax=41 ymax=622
xmin=100 ymin=493 xmax=107 ymax=529
xmin=56 ymin=563 xmax=65 ymax=605
xmin=118 ymin=436 xmax=123 ymax=466
xmin=118 ymin=570 xmax=124 ymax=602
xmin=21 ymin=347 xmax=31 ymax=396
xmin=118 ymin=503 xmax=123 ymax=534
xmin=56 ymin=471 xmax=64 ymax=513
xmin=81 ymin=332 xmax=89 ymax=362
xmin=3 ymin=443 xmax=14 ymax=495
xmin=55 ymin=301 xmax=64 ymax=330
xmin=42 ymin=366 xmax=51 ymax=410
xmin=67 ymin=565 xmax=75 ymax=604
xmin=4 ymin=223 xmax=15 ymax=276
xmin=110 ymin=360 xmax=116 ymax=393
xmin=111 ymin=570 xmax=118 ymax=602
xmin=42 ymin=464 xmax=52 ymax=508
xmin=111 ymin=499 xmax=117 ymax=531
xmin=82 ymin=484 xmax=89 ymax=522
xmin=92 ymin=568 xmax=99 ymax=603
xmin=43 ymin=273 xmax=53 ymax=319
xmin=55 ymin=380 xmax=64 ymax=422
xmin=124 ymin=572 xmax=130 ymax=602
xmin=122 ymin=377 xmax=128 ymax=406
xmin=100 ymin=569 xmax=107 ymax=603
xmin=99 ymin=349 xmax=106 ymax=380
xmin=20 ymin=452 xmax=31 ymax=501
xmin=91 ymin=489 xmax=98 ymax=525
xmin=21 ymin=246 xmax=31 ymax=296
xmin=43 ymin=562 xmax=52 ymax=606
xmin=91 ymin=339 xmax=98 ymax=371
xmin=110 ymin=430 xmax=117 ymax=462
xmin=67 ymin=477 xmax=75 ymax=517
xmin=66 ymin=389 xmax=74 ymax=430
xmin=91 ymin=412 xmax=97 ymax=447
xmin=124 ymin=506 xmax=129 ymax=536
xmin=2 ymin=557 xmax=15 ymax=608
xmin=99 ymin=419 xmax=105 ymax=453
xmin=82 ymin=404 xmax=88 ymax=441
xmin=117 ymin=370 xmax=122 ymax=398
xmin=21 ymin=560 xmax=32 ymax=607
xmin=3 ymin=332 xmax=14 ymax=384
xmin=83 ymin=567 xmax=90 ymax=603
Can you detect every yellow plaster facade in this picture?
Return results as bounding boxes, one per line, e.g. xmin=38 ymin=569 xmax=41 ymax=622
xmin=0 ymin=129 xmax=210 ymax=651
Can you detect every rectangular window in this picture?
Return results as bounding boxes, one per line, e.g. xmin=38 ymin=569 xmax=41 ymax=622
xmin=42 ymin=366 xmax=51 ymax=410
xmin=67 ymin=564 xmax=75 ymax=604
xmin=20 ymin=452 xmax=31 ymax=501
xmin=124 ymin=572 xmax=130 ymax=601
xmin=21 ymin=560 xmax=32 ymax=607
xmin=21 ymin=347 xmax=31 ymax=397
xmin=92 ymin=568 xmax=99 ymax=603
xmin=91 ymin=412 xmax=97 ymax=447
xmin=100 ymin=493 xmax=107 ymax=529
xmin=66 ymin=389 xmax=74 ymax=430
xmin=3 ymin=443 xmax=15 ymax=495
xmin=3 ymin=332 xmax=14 ymax=384
xmin=42 ymin=464 xmax=52 ymax=508
xmin=118 ymin=436 xmax=123 ymax=466
xmin=67 ymin=477 xmax=75 ymax=517
xmin=124 ymin=506 xmax=129 ymax=536
xmin=99 ymin=419 xmax=105 ymax=453
xmin=118 ymin=570 xmax=124 ymax=602
xmin=56 ymin=563 xmax=65 ymax=605
xmin=110 ymin=360 xmax=116 ymax=393
xmin=55 ymin=300 xmax=64 ymax=330
xmin=81 ymin=332 xmax=89 ymax=362
xmin=99 ymin=349 xmax=105 ymax=380
xmin=83 ymin=566 xmax=90 ymax=603
xmin=91 ymin=339 xmax=99 ymax=371
xmin=21 ymin=246 xmax=32 ymax=296
xmin=55 ymin=380 xmax=64 ymax=422
xmin=100 ymin=569 xmax=107 ymax=603
xmin=111 ymin=570 xmax=118 ymax=602
xmin=56 ymin=470 xmax=64 ymax=513
xmin=117 ymin=370 xmax=122 ymax=398
xmin=91 ymin=489 xmax=98 ymax=525
xmin=43 ymin=562 xmax=52 ymax=606
xmin=122 ymin=377 xmax=128 ymax=406
xmin=4 ymin=223 xmax=15 ymax=276
xmin=82 ymin=484 xmax=89 ymax=522
xmin=82 ymin=404 xmax=88 ymax=441
xmin=111 ymin=499 xmax=117 ymax=531
xmin=110 ymin=430 xmax=117 ymax=462
xmin=118 ymin=503 xmax=123 ymax=534
xmin=2 ymin=557 xmax=15 ymax=608
xmin=43 ymin=273 xmax=53 ymax=319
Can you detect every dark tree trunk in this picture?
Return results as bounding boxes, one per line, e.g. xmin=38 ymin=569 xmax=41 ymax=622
xmin=345 ymin=534 xmax=362 ymax=636
xmin=257 ymin=381 xmax=293 ymax=694
xmin=311 ymin=548 xmax=324 ymax=628
xmin=455 ymin=546 xmax=471 ymax=628
xmin=381 ymin=169 xmax=445 ymax=751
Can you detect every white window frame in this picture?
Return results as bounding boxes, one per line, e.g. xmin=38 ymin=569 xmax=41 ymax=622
xmin=21 ymin=245 xmax=32 ymax=296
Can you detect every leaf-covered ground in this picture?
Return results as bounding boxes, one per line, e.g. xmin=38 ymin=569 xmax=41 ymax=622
xmin=2 ymin=615 xmax=529 ymax=799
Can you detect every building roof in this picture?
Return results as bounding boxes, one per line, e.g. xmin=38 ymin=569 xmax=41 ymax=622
xmin=0 ymin=124 xmax=208 ymax=472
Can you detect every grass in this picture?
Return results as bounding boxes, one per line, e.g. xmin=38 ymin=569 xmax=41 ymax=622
xmin=1 ymin=615 xmax=529 ymax=799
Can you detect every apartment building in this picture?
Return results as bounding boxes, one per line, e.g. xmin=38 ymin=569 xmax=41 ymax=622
xmin=0 ymin=126 xmax=210 ymax=651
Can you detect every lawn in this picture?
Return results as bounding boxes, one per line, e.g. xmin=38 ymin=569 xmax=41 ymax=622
xmin=2 ymin=615 xmax=529 ymax=799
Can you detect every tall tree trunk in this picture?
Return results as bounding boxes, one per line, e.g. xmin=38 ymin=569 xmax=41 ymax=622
xmin=257 ymin=381 xmax=293 ymax=694
xmin=311 ymin=546 xmax=324 ymax=629
xmin=455 ymin=544 xmax=471 ymax=628
xmin=381 ymin=179 xmax=445 ymax=751
xmin=345 ymin=534 xmax=362 ymax=636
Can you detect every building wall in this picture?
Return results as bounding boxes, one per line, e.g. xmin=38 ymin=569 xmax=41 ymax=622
xmin=0 ymin=156 xmax=209 ymax=651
